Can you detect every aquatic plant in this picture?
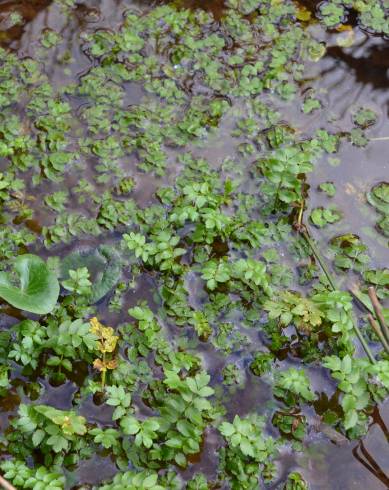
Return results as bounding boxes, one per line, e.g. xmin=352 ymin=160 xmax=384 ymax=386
xmin=0 ymin=255 xmax=59 ymax=314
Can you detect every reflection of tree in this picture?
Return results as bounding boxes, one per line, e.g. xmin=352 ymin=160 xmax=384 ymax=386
xmin=1 ymin=0 xmax=124 ymax=55
xmin=0 ymin=0 xmax=52 ymax=46
xmin=353 ymin=407 xmax=389 ymax=488
xmin=5 ymin=0 xmax=124 ymax=85
xmin=327 ymin=43 xmax=389 ymax=91
xmin=174 ymin=0 xmax=225 ymax=19
xmin=353 ymin=442 xmax=389 ymax=487
xmin=313 ymin=34 xmax=389 ymax=120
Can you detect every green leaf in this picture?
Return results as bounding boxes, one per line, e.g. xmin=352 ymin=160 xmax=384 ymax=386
xmin=0 ymin=254 xmax=59 ymax=314
xmin=344 ymin=409 xmax=358 ymax=430
xmin=32 ymin=429 xmax=45 ymax=447
xmin=318 ymin=182 xmax=336 ymax=197
xmin=143 ymin=474 xmax=158 ymax=488
xmin=240 ymin=438 xmax=254 ymax=457
xmin=120 ymin=416 xmax=140 ymax=435
xmin=47 ymin=434 xmax=69 ymax=452
xmin=219 ymin=422 xmax=235 ymax=437
xmin=174 ymin=452 xmax=187 ymax=467
xmin=166 ymin=437 xmax=182 ymax=448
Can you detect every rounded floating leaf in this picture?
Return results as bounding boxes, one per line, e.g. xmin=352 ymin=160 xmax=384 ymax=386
xmin=0 ymin=254 xmax=60 ymax=314
xmin=61 ymin=245 xmax=122 ymax=303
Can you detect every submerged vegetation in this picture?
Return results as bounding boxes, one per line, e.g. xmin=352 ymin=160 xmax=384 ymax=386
xmin=0 ymin=0 xmax=388 ymax=488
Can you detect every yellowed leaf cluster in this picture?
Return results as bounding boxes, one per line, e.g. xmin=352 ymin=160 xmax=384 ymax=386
xmin=90 ymin=317 xmax=119 ymax=375
xmin=93 ymin=358 xmax=118 ymax=373
xmin=90 ymin=317 xmax=119 ymax=353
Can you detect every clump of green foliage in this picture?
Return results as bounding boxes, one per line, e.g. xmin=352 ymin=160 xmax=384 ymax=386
xmin=318 ymin=0 xmax=388 ymax=34
xmin=367 ymin=182 xmax=389 ymax=237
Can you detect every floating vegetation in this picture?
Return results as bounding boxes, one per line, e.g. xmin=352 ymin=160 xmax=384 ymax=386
xmin=367 ymin=182 xmax=389 ymax=237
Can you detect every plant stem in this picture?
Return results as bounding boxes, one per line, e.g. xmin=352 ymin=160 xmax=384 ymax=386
xmin=0 ymin=475 xmax=16 ymax=490
xmin=370 ymin=136 xmax=389 ymax=141
xmin=368 ymin=314 xmax=389 ymax=355
xmin=350 ymin=286 xmax=389 ymax=355
xmin=349 ymin=286 xmax=374 ymax=315
xmin=301 ymin=229 xmax=376 ymax=364
xmin=350 ymin=320 xmax=376 ymax=364
xmin=302 ymin=231 xmax=337 ymax=290
xmin=297 ymin=200 xmax=304 ymax=228
xmin=101 ymin=353 xmax=106 ymax=391
xmin=368 ymin=287 xmax=389 ymax=345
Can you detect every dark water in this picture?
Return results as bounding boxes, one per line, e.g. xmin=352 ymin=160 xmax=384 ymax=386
xmin=0 ymin=0 xmax=388 ymax=488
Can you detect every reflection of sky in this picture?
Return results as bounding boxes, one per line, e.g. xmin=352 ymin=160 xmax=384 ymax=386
xmin=304 ymin=32 xmax=389 ymax=271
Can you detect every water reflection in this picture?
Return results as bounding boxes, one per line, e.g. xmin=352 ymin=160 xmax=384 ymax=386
xmin=305 ymin=29 xmax=389 ymax=271
xmin=0 ymin=0 xmax=51 ymax=47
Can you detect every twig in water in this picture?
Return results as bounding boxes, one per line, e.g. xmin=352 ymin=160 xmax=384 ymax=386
xmin=367 ymin=314 xmax=389 ymax=355
xmin=368 ymin=287 xmax=389 ymax=345
xmin=0 ymin=475 xmax=16 ymax=490
xmin=350 ymin=287 xmax=389 ymax=353
xmin=349 ymin=286 xmax=374 ymax=315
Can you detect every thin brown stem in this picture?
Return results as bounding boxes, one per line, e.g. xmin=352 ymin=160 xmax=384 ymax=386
xmin=367 ymin=314 xmax=389 ymax=355
xmin=101 ymin=352 xmax=106 ymax=391
xmin=297 ymin=200 xmax=304 ymax=227
xmin=368 ymin=287 xmax=389 ymax=345
xmin=349 ymin=286 xmax=374 ymax=315
xmin=0 ymin=475 xmax=16 ymax=490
